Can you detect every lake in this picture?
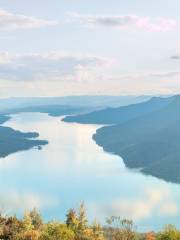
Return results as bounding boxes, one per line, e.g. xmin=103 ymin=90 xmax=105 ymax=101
xmin=1 ymin=112 xmax=180 ymax=231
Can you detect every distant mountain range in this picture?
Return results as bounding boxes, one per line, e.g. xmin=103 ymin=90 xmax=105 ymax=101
xmin=65 ymin=95 xmax=180 ymax=183
xmin=0 ymin=95 xmax=150 ymax=112
xmin=2 ymin=105 xmax=88 ymax=117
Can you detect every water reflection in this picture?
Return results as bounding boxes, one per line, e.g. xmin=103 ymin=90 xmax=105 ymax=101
xmin=0 ymin=112 xmax=180 ymax=231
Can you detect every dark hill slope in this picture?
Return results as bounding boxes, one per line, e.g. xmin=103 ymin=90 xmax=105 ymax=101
xmin=0 ymin=115 xmax=10 ymax=124
xmin=0 ymin=126 xmax=48 ymax=158
xmin=93 ymin=95 xmax=180 ymax=183
xmin=0 ymin=113 xmax=47 ymax=159
xmin=63 ymin=96 xmax=171 ymax=124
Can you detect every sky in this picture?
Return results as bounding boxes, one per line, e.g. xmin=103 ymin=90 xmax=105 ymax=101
xmin=0 ymin=0 xmax=180 ymax=97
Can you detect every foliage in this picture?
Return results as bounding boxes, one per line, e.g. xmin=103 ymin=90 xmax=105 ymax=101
xmin=29 ymin=208 xmax=43 ymax=230
xmin=39 ymin=222 xmax=74 ymax=240
xmin=156 ymin=225 xmax=180 ymax=240
xmin=0 ymin=205 xmax=180 ymax=240
xmin=145 ymin=232 xmax=155 ymax=240
xmin=105 ymin=216 xmax=136 ymax=240
xmin=66 ymin=208 xmax=79 ymax=231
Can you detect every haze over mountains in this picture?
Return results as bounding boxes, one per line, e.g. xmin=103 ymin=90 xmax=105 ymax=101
xmin=0 ymin=95 xmax=150 ymax=112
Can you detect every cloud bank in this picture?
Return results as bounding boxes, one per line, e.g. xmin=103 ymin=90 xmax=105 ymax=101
xmin=68 ymin=12 xmax=177 ymax=32
xmin=0 ymin=9 xmax=57 ymax=30
xmin=0 ymin=52 xmax=112 ymax=82
xmin=171 ymin=56 xmax=180 ymax=59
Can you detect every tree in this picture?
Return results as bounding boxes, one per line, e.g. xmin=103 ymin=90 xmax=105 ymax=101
xmin=19 ymin=230 xmax=40 ymax=240
xmin=157 ymin=224 xmax=180 ymax=240
xmin=29 ymin=208 xmax=43 ymax=230
xmin=2 ymin=216 xmax=24 ymax=240
xmin=66 ymin=208 xmax=79 ymax=231
xmin=145 ymin=232 xmax=155 ymax=240
xmin=78 ymin=202 xmax=88 ymax=232
xmin=105 ymin=216 xmax=136 ymax=240
xmin=40 ymin=222 xmax=75 ymax=240
xmin=23 ymin=212 xmax=34 ymax=231
xmin=91 ymin=221 xmax=105 ymax=240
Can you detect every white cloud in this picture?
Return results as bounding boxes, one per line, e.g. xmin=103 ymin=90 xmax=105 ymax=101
xmin=0 ymin=9 xmax=57 ymax=30
xmin=149 ymin=71 xmax=180 ymax=78
xmin=160 ymin=202 xmax=179 ymax=216
xmin=68 ymin=12 xmax=177 ymax=32
xmin=0 ymin=52 xmax=180 ymax=97
xmin=0 ymin=52 xmax=10 ymax=64
xmin=0 ymin=52 xmax=112 ymax=82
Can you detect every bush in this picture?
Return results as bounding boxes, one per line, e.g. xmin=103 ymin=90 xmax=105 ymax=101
xmin=39 ymin=222 xmax=75 ymax=240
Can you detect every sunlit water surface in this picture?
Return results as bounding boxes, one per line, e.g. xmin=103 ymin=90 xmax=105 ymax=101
xmin=1 ymin=112 xmax=180 ymax=231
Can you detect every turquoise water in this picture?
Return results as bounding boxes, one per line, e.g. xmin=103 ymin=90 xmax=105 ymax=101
xmin=1 ymin=112 xmax=180 ymax=231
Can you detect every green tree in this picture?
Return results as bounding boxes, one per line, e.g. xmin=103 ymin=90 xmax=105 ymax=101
xmin=40 ymin=222 xmax=74 ymax=240
xmin=78 ymin=202 xmax=88 ymax=232
xmin=157 ymin=224 xmax=180 ymax=240
xmin=29 ymin=208 xmax=43 ymax=230
xmin=91 ymin=221 xmax=105 ymax=240
xmin=23 ymin=212 xmax=34 ymax=231
xmin=66 ymin=208 xmax=79 ymax=231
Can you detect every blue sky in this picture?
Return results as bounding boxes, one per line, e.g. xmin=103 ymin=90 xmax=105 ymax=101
xmin=0 ymin=0 xmax=180 ymax=97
